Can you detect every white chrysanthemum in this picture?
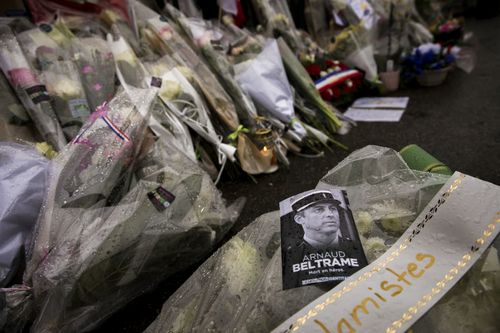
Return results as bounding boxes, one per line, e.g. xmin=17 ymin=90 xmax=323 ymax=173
xmin=353 ymin=210 xmax=374 ymax=237
xmin=380 ymin=213 xmax=405 ymax=232
xmin=222 ymin=237 xmax=262 ymax=295
xmin=46 ymin=76 xmax=82 ymax=97
xmin=363 ymin=237 xmax=389 ymax=262
xmin=160 ymin=80 xmax=182 ymax=101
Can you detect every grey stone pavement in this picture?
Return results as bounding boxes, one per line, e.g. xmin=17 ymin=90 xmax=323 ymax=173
xmin=94 ymin=16 xmax=500 ymax=333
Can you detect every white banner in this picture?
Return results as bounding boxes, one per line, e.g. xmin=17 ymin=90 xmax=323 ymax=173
xmin=272 ymin=172 xmax=500 ymax=333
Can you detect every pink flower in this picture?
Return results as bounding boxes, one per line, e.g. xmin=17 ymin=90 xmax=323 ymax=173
xmin=93 ymin=83 xmax=103 ymax=91
xmin=82 ymin=65 xmax=93 ymax=74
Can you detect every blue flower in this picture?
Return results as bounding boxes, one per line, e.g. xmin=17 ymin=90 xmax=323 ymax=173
xmin=444 ymin=54 xmax=455 ymax=65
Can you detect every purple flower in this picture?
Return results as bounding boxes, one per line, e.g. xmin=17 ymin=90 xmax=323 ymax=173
xmin=82 ymin=65 xmax=94 ymax=74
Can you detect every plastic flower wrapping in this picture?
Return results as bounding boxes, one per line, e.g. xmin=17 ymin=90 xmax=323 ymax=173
xmin=37 ymin=46 xmax=92 ymax=140
xmin=141 ymin=16 xmax=264 ymax=173
xmin=71 ymin=36 xmax=116 ymax=113
xmin=235 ymin=39 xmax=307 ymax=142
xmin=163 ymin=4 xmax=287 ymax=173
xmin=0 ymin=143 xmax=50 ymax=288
xmin=145 ymin=145 xmax=498 ymax=332
xmin=0 ymin=71 xmax=38 ymax=142
xmin=165 ymin=5 xmax=260 ymax=130
xmin=0 ymin=25 xmax=66 ymax=151
xmin=0 ymin=85 xmax=243 ymax=332
xmin=249 ymin=0 xmax=306 ymax=54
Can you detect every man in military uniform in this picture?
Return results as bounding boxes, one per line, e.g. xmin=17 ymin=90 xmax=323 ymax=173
xmin=282 ymin=190 xmax=366 ymax=289
xmin=292 ymin=190 xmax=352 ymax=250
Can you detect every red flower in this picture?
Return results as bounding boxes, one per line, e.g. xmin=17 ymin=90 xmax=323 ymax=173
xmin=325 ymin=59 xmax=335 ymax=67
xmin=306 ymin=64 xmax=321 ymax=77
xmin=332 ymin=87 xmax=341 ymax=99
xmin=320 ymin=89 xmax=334 ymax=101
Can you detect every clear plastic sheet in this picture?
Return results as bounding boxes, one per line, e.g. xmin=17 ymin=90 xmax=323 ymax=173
xmin=0 ymin=143 xmax=49 ymax=287
xmin=318 ymin=145 xmax=451 ymax=260
xmin=235 ymin=39 xmax=307 ymax=141
xmin=0 ymin=25 xmax=67 ymax=151
xmin=145 ymin=211 xmax=326 ymax=333
xmin=38 ymin=47 xmax=91 ymax=140
xmin=0 ymin=86 xmax=243 ymax=332
xmin=71 ymin=36 xmax=116 ymax=112
xmin=0 ymin=72 xmax=38 ymax=143
xmin=145 ymin=145 xmax=453 ymax=332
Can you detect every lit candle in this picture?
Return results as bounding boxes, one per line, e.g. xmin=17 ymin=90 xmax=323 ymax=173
xmin=260 ymin=145 xmax=271 ymax=157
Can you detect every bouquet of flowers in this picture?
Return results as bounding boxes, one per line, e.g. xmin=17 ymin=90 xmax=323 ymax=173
xmin=15 ymin=27 xmax=61 ymax=71
xmin=107 ymin=27 xmax=149 ymax=89
xmin=305 ymin=57 xmax=364 ymax=103
xmin=37 ymin=46 xmax=92 ymax=140
xmin=432 ymin=18 xmax=463 ymax=45
xmin=401 ymin=43 xmax=460 ymax=79
xmin=144 ymin=15 xmax=240 ymax=131
xmin=1 ymin=79 xmax=243 ymax=333
xmin=0 ymin=25 xmax=66 ymax=150
xmin=249 ymin=0 xmax=306 ymax=54
xmin=158 ymin=68 xmax=237 ymax=184
xmin=145 ymin=146 xmax=497 ymax=333
xmin=277 ymin=38 xmax=343 ymax=135
xmin=235 ymin=39 xmax=307 ymax=142
xmin=71 ymin=36 xmax=116 ymax=112
xmin=0 ymin=71 xmax=38 ymax=142
xmin=163 ymin=5 xmax=259 ymax=128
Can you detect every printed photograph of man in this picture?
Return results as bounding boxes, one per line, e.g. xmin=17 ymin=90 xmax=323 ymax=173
xmin=280 ymin=188 xmax=368 ymax=289
xmin=292 ymin=190 xmax=352 ymax=251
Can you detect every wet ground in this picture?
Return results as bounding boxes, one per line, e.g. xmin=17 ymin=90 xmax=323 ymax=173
xmin=94 ymin=16 xmax=500 ymax=333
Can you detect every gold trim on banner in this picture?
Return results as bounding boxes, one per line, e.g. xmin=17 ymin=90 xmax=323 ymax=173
xmin=287 ymin=174 xmax=466 ymax=332
xmin=386 ymin=209 xmax=500 ymax=333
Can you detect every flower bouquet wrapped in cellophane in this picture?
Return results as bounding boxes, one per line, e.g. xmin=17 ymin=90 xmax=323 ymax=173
xmin=71 ymin=36 xmax=116 ymax=112
xmin=249 ymin=0 xmax=306 ymax=54
xmin=161 ymin=5 xmax=282 ymax=174
xmin=158 ymin=68 xmax=237 ymax=184
xmin=144 ymin=15 xmax=240 ymax=131
xmin=107 ymin=27 xmax=225 ymax=179
xmin=37 ymin=45 xmax=92 ymax=140
xmin=0 ymin=25 xmax=66 ymax=150
xmin=0 ymin=71 xmax=38 ymax=142
xmin=318 ymin=145 xmax=500 ymax=333
xmin=234 ymin=38 xmax=307 ymax=143
xmin=100 ymin=8 xmax=142 ymax=57
xmin=328 ymin=23 xmax=379 ymax=82
xmin=15 ymin=26 xmax=61 ymax=71
xmin=0 ymin=86 xmax=157 ymax=332
xmin=22 ymin=135 xmax=242 ymax=332
xmin=107 ymin=25 xmax=149 ymax=89
xmin=163 ymin=5 xmax=259 ymax=130
xmin=369 ymin=0 xmax=435 ymax=63
xmin=15 ymin=23 xmax=91 ymax=140
xmin=145 ymin=145 xmax=499 ymax=333
xmin=277 ymin=37 xmax=344 ymax=137
xmin=147 ymin=85 xmax=197 ymax=163
xmin=217 ymin=18 xmax=343 ymax=152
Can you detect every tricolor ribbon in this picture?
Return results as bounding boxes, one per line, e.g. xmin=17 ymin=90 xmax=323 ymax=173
xmin=73 ymin=102 xmax=130 ymax=143
xmin=100 ymin=115 xmax=130 ymax=142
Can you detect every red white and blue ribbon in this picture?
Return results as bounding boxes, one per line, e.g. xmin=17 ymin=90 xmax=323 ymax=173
xmin=314 ymin=69 xmax=361 ymax=91
xmin=73 ymin=102 xmax=130 ymax=143
xmin=100 ymin=115 xmax=130 ymax=142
